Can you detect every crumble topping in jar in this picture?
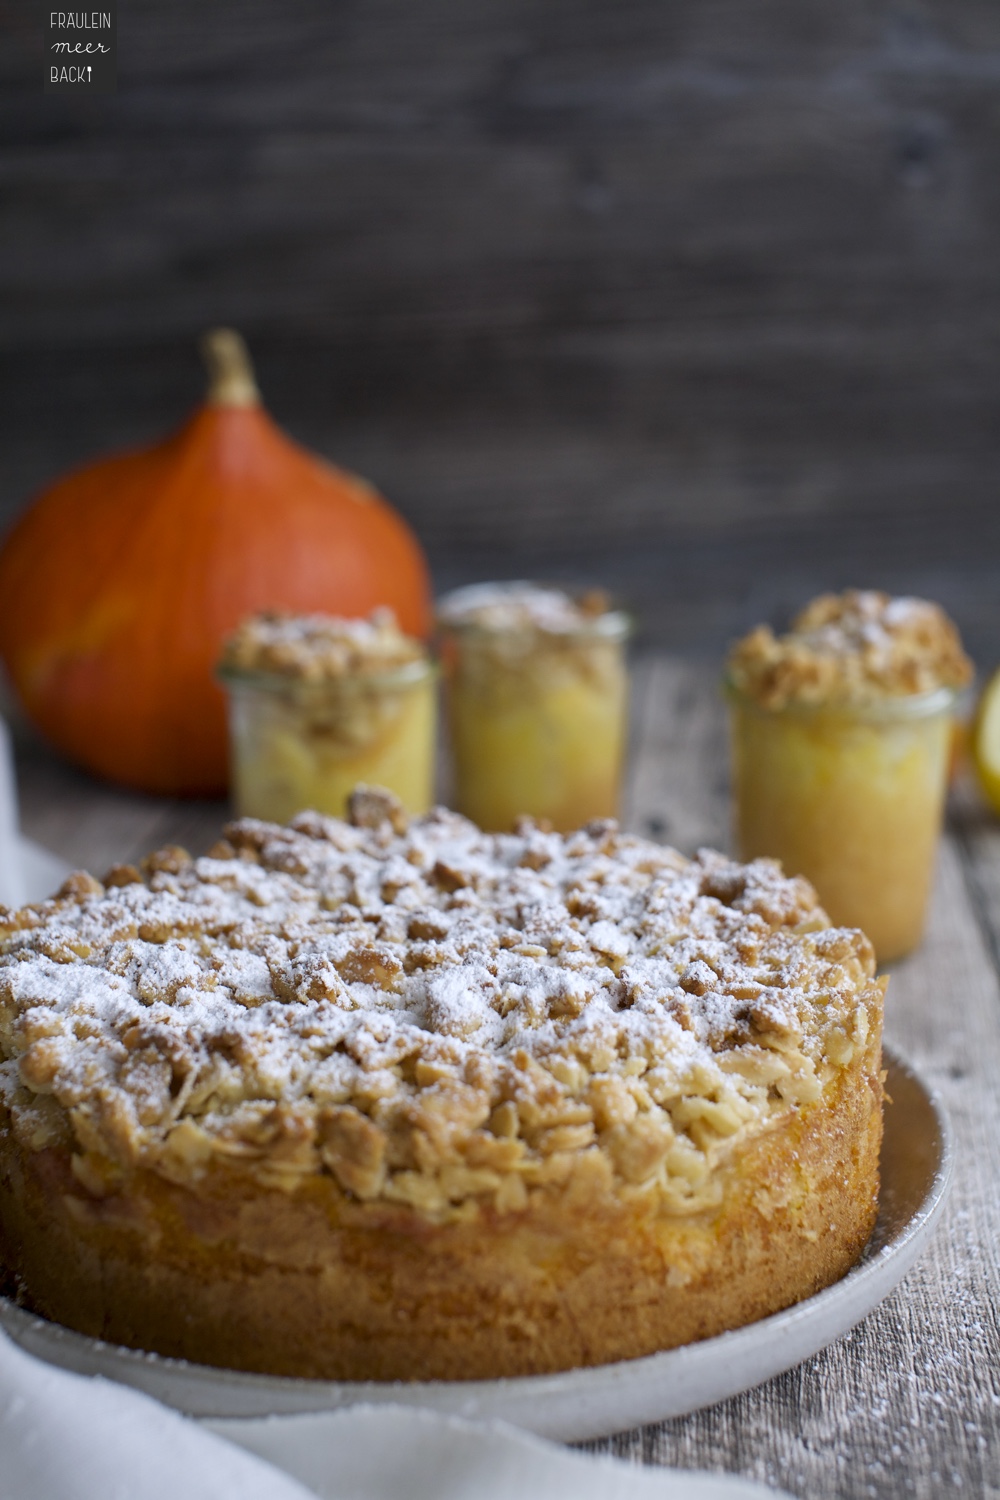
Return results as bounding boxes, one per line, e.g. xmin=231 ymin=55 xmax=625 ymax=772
xmin=219 ymin=612 xmax=436 ymax=824
xmin=437 ymin=583 xmax=630 ymax=833
xmin=726 ymin=590 xmax=973 ymax=963
xmin=0 ymin=788 xmax=882 ymax=1222
xmin=220 ymin=609 xmax=425 ymax=682
xmin=727 ymin=589 xmax=972 ymax=711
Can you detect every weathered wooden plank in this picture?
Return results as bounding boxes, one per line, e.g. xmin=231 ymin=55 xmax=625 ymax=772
xmin=7 ymin=0 xmax=1000 ymax=350
xmin=5 ymin=0 xmax=1000 ymax=589
xmin=12 ymin=738 xmax=228 ymax=875
xmin=623 ymin=655 xmax=730 ymax=855
xmin=13 ymin=751 xmax=183 ymax=877
xmin=949 ymin=772 xmax=1000 ymax=978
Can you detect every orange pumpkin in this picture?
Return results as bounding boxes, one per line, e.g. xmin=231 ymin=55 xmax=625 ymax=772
xmin=0 ymin=330 xmax=431 ymax=795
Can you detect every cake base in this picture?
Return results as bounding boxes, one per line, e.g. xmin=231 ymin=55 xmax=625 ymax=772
xmin=0 ymin=1044 xmax=881 ymax=1382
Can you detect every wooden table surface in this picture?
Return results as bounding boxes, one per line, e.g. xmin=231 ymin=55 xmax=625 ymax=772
xmin=12 ymin=655 xmax=1000 ymax=1500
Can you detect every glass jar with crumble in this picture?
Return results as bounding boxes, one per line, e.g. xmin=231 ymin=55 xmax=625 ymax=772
xmin=218 ymin=610 xmax=436 ymax=823
xmin=436 ymin=582 xmax=630 ymax=832
xmin=726 ymin=590 xmax=972 ymax=964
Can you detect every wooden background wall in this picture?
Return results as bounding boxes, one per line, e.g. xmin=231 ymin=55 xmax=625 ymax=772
xmin=3 ymin=1 xmax=1000 ymax=659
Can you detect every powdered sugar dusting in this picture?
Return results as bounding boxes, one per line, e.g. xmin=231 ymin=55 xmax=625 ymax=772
xmin=220 ymin=608 xmax=424 ymax=681
xmin=436 ymin=582 xmax=624 ymax=637
xmin=728 ymin=589 xmax=972 ymax=709
xmin=0 ymin=794 xmax=882 ymax=1217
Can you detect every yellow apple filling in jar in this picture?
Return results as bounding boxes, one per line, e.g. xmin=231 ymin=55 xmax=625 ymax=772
xmin=219 ymin=610 xmax=435 ymax=822
xmin=437 ymin=582 xmax=629 ymax=832
xmin=726 ymin=590 xmax=972 ymax=963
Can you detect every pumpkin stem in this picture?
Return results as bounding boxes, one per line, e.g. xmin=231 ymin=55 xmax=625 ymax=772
xmin=200 ymin=328 xmax=261 ymax=408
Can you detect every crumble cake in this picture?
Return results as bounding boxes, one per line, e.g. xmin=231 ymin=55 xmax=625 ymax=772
xmin=0 ymin=788 xmax=883 ymax=1380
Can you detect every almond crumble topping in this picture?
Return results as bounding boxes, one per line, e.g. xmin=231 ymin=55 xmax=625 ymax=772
xmin=220 ymin=609 xmax=425 ymax=682
xmin=0 ymin=790 xmax=882 ymax=1222
xmin=727 ymin=590 xmax=972 ymax=711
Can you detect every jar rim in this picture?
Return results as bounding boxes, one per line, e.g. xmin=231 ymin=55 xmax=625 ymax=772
xmin=438 ymin=613 xmax=631 ymax=643
xmin=722 ymin=675 xmax=962 ymax=722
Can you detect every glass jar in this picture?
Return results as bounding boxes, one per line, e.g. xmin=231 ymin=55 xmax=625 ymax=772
xmin=438 ymin=590 xmax=630 ymax=833
xmin=220 ymin=657 xmax=436 ymax=824
xmin=726 ymin=681 xmax=957 ymax=964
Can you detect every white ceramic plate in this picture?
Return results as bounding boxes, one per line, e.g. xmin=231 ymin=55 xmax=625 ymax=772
xmin=0 ymin=1048 xmax=951 ymax=1442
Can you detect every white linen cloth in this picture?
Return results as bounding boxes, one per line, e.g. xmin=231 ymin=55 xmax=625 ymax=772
xmin=0 ymin=1328 xmax=795 ymax=1500
xmin=0 ymin=714 xmax=70 ymax=907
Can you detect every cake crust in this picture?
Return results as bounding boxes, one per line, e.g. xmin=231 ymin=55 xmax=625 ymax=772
xmin=0 ymin=790 xmax=883 ymax=1379
xmin=0 ymin=1052 xmax=879 ymax=1380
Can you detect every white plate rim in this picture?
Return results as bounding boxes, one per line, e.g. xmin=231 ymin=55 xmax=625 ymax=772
xmin=0 ymin=1045 xmax=953 ymax=1441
